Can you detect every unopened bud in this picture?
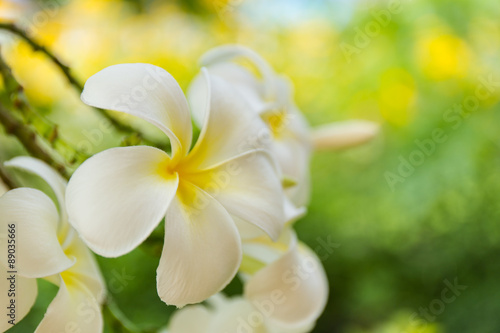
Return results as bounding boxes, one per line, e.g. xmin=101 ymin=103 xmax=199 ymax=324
xmin=311 ymin=120 xmax=379 ymax=151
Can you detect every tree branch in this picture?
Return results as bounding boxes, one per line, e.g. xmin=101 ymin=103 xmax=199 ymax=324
xmin=0 ymin=55 xmax=89 ymax=165
xmin=0 ymin=23 xmax=157 ymax=139
xmin=0 ymin=102 xmax=70 ymax=179
xmin=0 ymin=23 xmax=83 ymax=90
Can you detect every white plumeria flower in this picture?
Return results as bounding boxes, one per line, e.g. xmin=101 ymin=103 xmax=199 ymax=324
xmin=192 ymin=45 xmax=312 ymax=209
xmin=0 ymin=157 xmax=105 ymax=333
xmin=65 ymin=63 xmax=285 ymax=307
xmin=194 ymin=45 xmax=380 ymax=208
xmin=164 ymin=229 xmax=328 ymax=333
xmin=239 ymin=228 xmax=329 ymax=332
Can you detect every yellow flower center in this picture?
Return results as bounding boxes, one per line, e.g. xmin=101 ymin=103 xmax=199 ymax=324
xmin=262 ymin=109 xmax=288 ymax=139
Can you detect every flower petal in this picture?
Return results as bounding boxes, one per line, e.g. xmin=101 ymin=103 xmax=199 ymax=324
xmin=0 ymin=265 xmax=37 ymax=331
xmin=188 ymin=62 xmax=267 ymax=127
xmin=267 ymin=321 xmax=315 ymax=333
xmin=81 ymin=63 xmax=192 ymax=157
xmin=66 ymin=146 xmax=179 ymax=257
xmin=157 ymin=181 xmax=241 ymax=307
xmin=36 ymin=276 xmax=103 ymax=333
xmin=283 ymin=196 xmax=307 ymax=225
xmin=244 ymin=231 xmax=329 ymax=329
xmin=200 ymin=44 xmax=276 ymax=99
xmin=0 ymin=188 xmax=73 ymax=278
xmin=184 ymin=150 xmax=284 ymax=241
xmin=5 ymin=156 xmax=68 ymax=221
xmin=63 ymin=231 xmax=106 ymax=303
xmin=184 ymin=69 xmax=272 ymax=170
xmin=231 ymin=215 xmax=268 ymax=240
xmin=272 ymin=139 xmax=311 ymax=207
xmin=209 ymin=297 xmax=267 ymax=333
xmin=310 ymin=120 xmax=380 ymax=151
xmin=241 ymin=230 xmax=292 ymax=269
xmin=168 ymin=305 xmax=212 ymax=333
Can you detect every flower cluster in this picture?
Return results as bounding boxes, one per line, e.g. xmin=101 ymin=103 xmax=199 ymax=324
xmin=0 ymin=45 xmax=377 ymax=332
xmin=0 ymin=157 xmax=105 ymax=332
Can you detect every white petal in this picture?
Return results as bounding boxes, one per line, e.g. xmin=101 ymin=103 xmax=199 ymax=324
xmin=184 ymin=69 xmax=272 ymax=170
xmin=272 ymin=139 xmax=311 ymax=207
xmin=209 ymin=297 xmax=268 ymax=333
xmin=169 ymin=296 xmax=270 ymax=333
xmin=286 ymin=103 xmax=311 ymax=140
xmin=36 ymin=276 xmax=103 ymax=333
xmin=0 ymin=265 xmax=37 ymax=331
xmin=5 ymin=156 xmax=68 ymax=222
xmin=232 ymin=214 xmax=268 ymax=240
xmin=81 ymin=63 xmax=192 ymax=157
xmin=200 ymin=45 xmax=276 ymax=99
xmin=157 ymin=181 xmax=241 ymax=307
xmin=189 ymin=62 xmax=267 ymax=127
xmin=205 ymin=292 xmax=229 ymax=308
xmin=310 ymin=120 xmax=380 ymax=151
xmin=183 ymin=150 xmax=284 ymax=241
xmin=66 ymin=146 xmax=178 ymax=257
xmin=168 ymin=305 xmax=212 ymax=333
xmin=283 ymin=196 xmax=306 ymax=225
xmin=0 ymin=188 xmax=73 ymax=278
xmin=245 ymin=232 xmax=329 ymax=329
xmin=287 ymin=170 xmax=310 ymax=210
xmin=241 ymin=229 xmax=293 ymax=268
xmin=63 ymin=231 xmax=106 ymax=303
xmin=266 ymin=105 xmax=310 ymax=149
xmin=271 ymin=76 xmax=294 ymax=109
xmin=266 ymin=321 xmax=315 ymax=333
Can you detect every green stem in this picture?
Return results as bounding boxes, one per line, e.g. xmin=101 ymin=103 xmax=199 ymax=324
xmin=103 ymin=298 xmax=157 ymax=333
xmin=0 ymin=163 xmax=16 ymax=189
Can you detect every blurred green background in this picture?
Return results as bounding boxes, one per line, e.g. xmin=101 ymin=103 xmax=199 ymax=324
xmin=1 ymin=0 xmax=500 ymax=332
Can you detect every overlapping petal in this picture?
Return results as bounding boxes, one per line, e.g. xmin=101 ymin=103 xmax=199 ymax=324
xmin=81 ymin=63 xmax=193 ymax=157
xmin=272 ymin=139 xmax=311 ymax=207
xmin=168 ymin=295 xmax=267 ymax=333
xmin=279 ymin=103 xmax=310 ymax=144
xmin=66 ymin=146 xmax=179 ymax=257
xmin=157 ymin=181 xmax=241 ymax=307
xmin=0 ymin=188 xmax=74 ymax=278
xmin=62 ymin=231 xmax=106 ymax=303
xmin=0 ymin=158 xmax=106 ymax=332
xmin=168 ymin=305 xmax=212 ymax=333
xmin=200 ymin=45 xmax=276 ymax=97
xmin=199 ymin=45 xmax=312 ymax=211
xmin=184 ymin=69 xmax=272 ymax=171
xmin=36 ymin=276 xmax=102 ymax=333
xmin=244 ymin=232 xmax=329 ymax=329
xmin=184 ymin=150 xmax=284 ymax=240
xmin=5 ymin=156 xmax=69 ymax=222
xmin=283 ymin=196 xmax=307 ymax=225
xmin=0 ymin=265 xmax=37 ymax=332
xmin=209 ymin=297 xmax=267 ymax=333
xmin=188 ymin=62 xmax=267 ymax=127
